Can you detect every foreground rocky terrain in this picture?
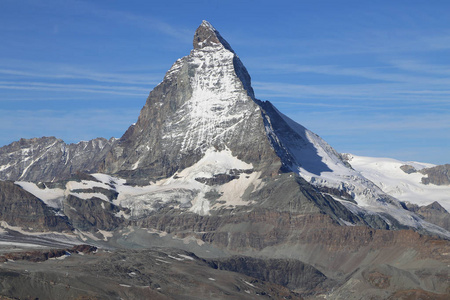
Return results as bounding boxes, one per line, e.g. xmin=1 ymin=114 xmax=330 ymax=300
xmin=0 ymin=21 xmax=449 ymax=299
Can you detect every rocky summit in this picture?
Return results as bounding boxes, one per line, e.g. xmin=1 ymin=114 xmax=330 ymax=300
xmin=0 ymin=21 xmax=449 ymax=300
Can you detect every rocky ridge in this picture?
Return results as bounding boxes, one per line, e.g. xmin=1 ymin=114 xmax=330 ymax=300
xmin=0 ymin=136 xmax=115 ymax=182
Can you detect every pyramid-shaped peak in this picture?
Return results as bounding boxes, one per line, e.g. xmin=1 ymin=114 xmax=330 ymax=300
xmin=193 ymin=20 xmax=234 ymax=52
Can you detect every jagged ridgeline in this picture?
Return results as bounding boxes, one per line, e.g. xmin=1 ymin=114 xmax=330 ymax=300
xmin=0 ymin=20 xmax=449 ymax=299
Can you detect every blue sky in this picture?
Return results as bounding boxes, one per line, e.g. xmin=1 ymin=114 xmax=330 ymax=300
xmin=1 ymin=0 xmax=449 ymax=164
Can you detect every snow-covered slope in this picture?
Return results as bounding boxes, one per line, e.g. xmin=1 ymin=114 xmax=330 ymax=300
xmin=260 ymin=106 xmax=449 ymax=236
xmin=16 ymin=147 xmax=263 ymax=218
xmin=345 ymin=154 xmax=450 ymax=212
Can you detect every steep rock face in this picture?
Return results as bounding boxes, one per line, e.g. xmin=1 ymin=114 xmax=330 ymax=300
xmin=63 ymin=194 xmax=124 ymax=232
xmin=0 ymin=181 xmax=71 ymax=232
xmin=0 ymin=137 xmax=115 ymax=182
xmin=102 ymin=21 xmax=280 ymax=184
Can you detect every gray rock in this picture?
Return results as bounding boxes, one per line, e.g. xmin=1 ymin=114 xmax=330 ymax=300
xmin=0 ymin=181 xmax=72 ymax=232
xmin=404 ymin=201 xmax=450 ymax=231
xmin=420 ymin=164 xmax=450 ymax=185
xmin=400 ymin=164 xmax=417 ymax=174
xmin=0 ymin=137 xmax=116 ymax=182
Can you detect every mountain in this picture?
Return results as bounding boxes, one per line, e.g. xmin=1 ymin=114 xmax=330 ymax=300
xmin=0 ymin=136 xmax=116 ymax=182
xmin=0 ymin=21 xmax=449 ymax=299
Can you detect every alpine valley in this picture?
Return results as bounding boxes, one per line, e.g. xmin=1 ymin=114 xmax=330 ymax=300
xmin=0 ymin=21 xmax=449 ymax=300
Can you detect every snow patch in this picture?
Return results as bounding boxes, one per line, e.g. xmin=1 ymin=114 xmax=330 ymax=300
xmin=97 ymin=230 xmax=113 ymax=241
xmin=15 ymin=181 xmax=65 ymax=210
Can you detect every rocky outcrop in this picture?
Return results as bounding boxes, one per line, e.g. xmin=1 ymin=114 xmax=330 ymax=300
xmin=405 ymin=201 xmax=450 ymax=231
xmin=420 ymin=164 xmax=450 ymax=185
xmin=63 ymin=194 xmax=124 ymax=232
xmin=399 ymin=164 xmax=450 ymax=186
xmin=400 ymin=164 xmax=417 ymax=174
xmin=0 ymin=181 xmax=71 ymax=232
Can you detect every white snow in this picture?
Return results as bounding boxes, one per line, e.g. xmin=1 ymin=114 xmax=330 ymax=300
xmin=68 ymin=192 xmax=109 ymax=202
xmin=155 ymin=258 xmax=171 ymax=264
xmin=15 ymin=182 xmax=65 ymax=210
xmin=12 ymin=148 xmax=258 ymax=221
xmin=347 ymin=154 xmax=449 ymax=212
xmin=75 ymin=230 xmax=100 ymax=242
xmin=161 ymin=35 xmax=256 ymax=155
xmin=168 ymin=255 xmax=184 ymax=261
xmin=266 ymin=110 xmax=449 ymax=236
xmin=273 ymin=110 xmax=393 ymax=208
xmin=16 ymin=178 xmax=114 ymax=212
xmin=90 ymin=147 xmax=259 ymax=217
xmin=97 ymin=230 xmax=113 ymax=241
xmin=178 ymin=254 xmax=195 ymax=261
xmin=213 ymin=171 xmax=261 ymax=209
xmin=65 ymin=180 xmax=111 ymax=192
xmin=0 ymin=163 xmax=13 ymax=172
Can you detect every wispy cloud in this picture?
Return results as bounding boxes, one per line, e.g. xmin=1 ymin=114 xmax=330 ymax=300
xmin=0 ymin=59 xmax=165 ymax=99
xmin=0 ymin=81 xmax=149 ymax=97
xmin=388 ymin=59 xmax=450 ymax=76
xmin=252 ymin=62 xmax=450 ymax=86
xmin=22 ymin=0 xmax=192 ymax=43
xmin=253 ymin=81 xmax=450 ymax=105
xmin=0 ymin=67 xmax=161 ymax=86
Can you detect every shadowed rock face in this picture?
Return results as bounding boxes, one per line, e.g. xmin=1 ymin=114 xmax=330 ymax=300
xmin=0 ymin=181 xmax=71 ymax=232
xmin=63 ymin=194 xmax=124 ymax=232
xmin=208 ymin=256 xmax=331 ymax=294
